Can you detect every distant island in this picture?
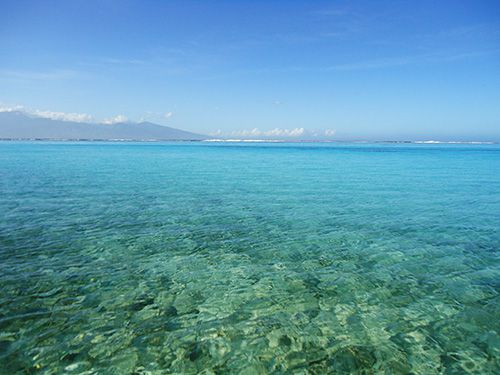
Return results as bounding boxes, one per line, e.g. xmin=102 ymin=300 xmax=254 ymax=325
xmin=1 ymin=111 xmax=496 ymax=144
xmin=0 ymin=111 xmax=206 ymax=141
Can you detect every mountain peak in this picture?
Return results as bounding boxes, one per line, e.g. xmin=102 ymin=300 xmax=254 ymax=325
xmin=0 ymin=111 xmax=206 ymax=140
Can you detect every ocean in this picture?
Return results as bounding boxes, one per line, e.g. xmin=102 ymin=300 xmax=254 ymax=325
xmin=0 ymin=141 xmax=498 ymax=373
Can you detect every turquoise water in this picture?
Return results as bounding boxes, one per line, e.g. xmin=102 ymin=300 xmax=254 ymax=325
xmin=0 ymin=141 xmax=499 ymax=374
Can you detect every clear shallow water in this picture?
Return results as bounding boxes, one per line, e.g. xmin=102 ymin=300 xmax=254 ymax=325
xmin=0 ymin=141 xmax=499 ymax=374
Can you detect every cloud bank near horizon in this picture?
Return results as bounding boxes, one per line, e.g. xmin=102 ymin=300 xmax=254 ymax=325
xmin=2 ymin=104 xmax=134 ymax=126
xmin=1 ymin=104 xmax=336 ymax=139
xmin=102 ymin=114 xmax=129 ymax=125
xmin=0 ymin=104 xmax=96 ymax=123
xmin=210 ymin=127 xmax=336 ymax=139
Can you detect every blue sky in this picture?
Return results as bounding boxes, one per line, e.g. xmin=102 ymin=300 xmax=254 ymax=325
xmin=1 ymin=0 xmax=499 ymax=140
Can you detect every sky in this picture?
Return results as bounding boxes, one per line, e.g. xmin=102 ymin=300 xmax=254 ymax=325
xmin=1 ymin=0 xmax=499 ymax=140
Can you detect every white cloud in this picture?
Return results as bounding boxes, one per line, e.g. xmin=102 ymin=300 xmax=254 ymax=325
xmin=33 ymin=110 xmax=93 ymax=123
xmin=324 ymin=129 xmax=336 ymax=136
xmin=210 ymin=129 xmax=223 ymax=136
xmin=0 ymin=104 xmax=24 ymax=112
xmin=102 ymin=115 xmax=128 ymax=124
xmin=164 ymin=111 xmax=173 ymax=119
xmin=211 ymin=127 xmax=336 ymax=139
xmin=0 ymin=104 xmax=93 ymax=122
xmin=226 ymin=127 xmax=305 ymax=138
xmin=229 ymin=128 xmax=262 ymax=137
xmin=265 ymin=127 xmax=305 ymax=136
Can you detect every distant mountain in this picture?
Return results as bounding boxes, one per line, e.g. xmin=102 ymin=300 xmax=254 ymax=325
xmin=0 ymin=111 xmax=206 ymax=140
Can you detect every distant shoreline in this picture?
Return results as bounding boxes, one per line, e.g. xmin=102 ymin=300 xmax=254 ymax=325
xmin=0 ymin=138 xmax=496 ymax=144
